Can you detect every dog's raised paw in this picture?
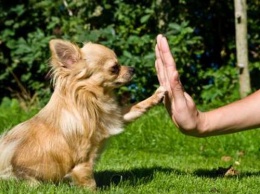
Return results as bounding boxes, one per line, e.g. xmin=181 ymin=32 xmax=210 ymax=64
xmin=153 ymin=86 xmax=166 ymax=103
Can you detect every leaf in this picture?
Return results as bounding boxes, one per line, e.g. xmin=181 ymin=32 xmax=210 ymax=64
xmin=221 ymin=156 xmax=232 ymax=162
xmin=224 ymin=166 xmax=239 ymax=177
xmin=4 ymin=20 xmax=14 ymax=26
xmin=123 ymin=50 xmax=132 ymax=58
xmin=140 ymin=15 xmax=150 ymax=24
xmin=215 ymin=165 xmax=239 ymax=177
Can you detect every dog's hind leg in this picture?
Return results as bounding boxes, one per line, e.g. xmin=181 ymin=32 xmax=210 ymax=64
xmin=64 ymin=162 xmax=96 ymax=190
xmin=11 ymin=166 xmax=41 ymax=186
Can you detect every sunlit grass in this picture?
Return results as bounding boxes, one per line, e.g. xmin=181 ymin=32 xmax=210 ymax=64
xmin=0 ymin=102 xmax=259 ymax=193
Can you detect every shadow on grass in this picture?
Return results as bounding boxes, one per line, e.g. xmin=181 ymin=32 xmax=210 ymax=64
xmin=95 ymin=166 xmax=260 ymax=189
xmin=95 ymin=166 xmax=183 ymax=188
xmin=194 ymin=168 xmax=260 ymax=178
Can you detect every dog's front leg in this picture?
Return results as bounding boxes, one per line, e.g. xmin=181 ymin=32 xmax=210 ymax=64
xmin=64 ymin=162 xmax=96 ymax=190
xmin=122 ymin=86 xmax=165 ymax=122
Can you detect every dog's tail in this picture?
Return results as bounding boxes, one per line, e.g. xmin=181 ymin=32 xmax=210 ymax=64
xmin=0 ymin=135 xmax=20 ymax=179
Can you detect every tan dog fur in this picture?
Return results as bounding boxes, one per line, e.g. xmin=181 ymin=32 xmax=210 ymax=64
xmin=0 ymin=39 xmax=165 ymax=189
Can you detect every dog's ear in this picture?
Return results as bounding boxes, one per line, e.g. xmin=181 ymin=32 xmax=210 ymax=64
xmin=49 ymin=39 xmax=81 ymax=69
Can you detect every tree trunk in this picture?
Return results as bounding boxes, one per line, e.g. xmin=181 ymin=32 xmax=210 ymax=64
xmin=234 ymin=0 xmax=251 ymax=98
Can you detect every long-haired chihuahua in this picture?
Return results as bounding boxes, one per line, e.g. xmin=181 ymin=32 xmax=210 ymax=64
xmin=0 ymin=39 xmax=165 ymax=190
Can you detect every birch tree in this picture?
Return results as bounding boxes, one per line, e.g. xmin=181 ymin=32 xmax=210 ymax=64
xmin=234 ymin=0 xmax=251 ymax=97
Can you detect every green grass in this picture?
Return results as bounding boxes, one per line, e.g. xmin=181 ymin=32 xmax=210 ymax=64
xmin=0 ymin=101 xmax=259 ymax=194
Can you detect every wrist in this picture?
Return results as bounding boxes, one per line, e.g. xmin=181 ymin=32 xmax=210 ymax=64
xmin=178 ymin=111 xmax=209 ymax=137
xmin=196 ymin=111 xmax=209 ymax=137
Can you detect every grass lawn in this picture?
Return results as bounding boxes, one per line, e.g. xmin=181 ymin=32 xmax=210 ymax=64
xmin=0 ymin=100 xmax=259 ymax=193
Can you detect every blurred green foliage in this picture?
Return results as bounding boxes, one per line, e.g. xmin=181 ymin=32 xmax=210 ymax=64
xmin=0 ymin=97 xmax=39 ymax=131
xmin=0 ymin=0 xmax=259 ymax=108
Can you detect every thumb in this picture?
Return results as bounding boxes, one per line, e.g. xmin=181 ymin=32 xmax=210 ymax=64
xmin=168 ymin=70 xmax=186 ymax=105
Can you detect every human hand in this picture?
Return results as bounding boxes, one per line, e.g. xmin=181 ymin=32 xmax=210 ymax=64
xmin=155 ymin=34 xmax=203 ymax=134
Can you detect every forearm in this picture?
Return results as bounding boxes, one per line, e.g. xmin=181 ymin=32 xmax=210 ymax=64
xmin=197 ymin=90 xmax=260 ymax=137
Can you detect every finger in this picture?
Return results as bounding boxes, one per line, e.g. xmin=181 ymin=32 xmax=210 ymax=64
xmin=155 ymin=44 xmax=165 ymax=86
xmin=155 ymin=60 xmax=163 ymax=86
xmin=157 ymin=35 xmax=186 ymax=101
xmin=155 ymin=45 xmax=173 ymax=93
xmin=156 ymin=36 xmax=170 ymax=87
xmin=158 ymin=36 xmax=185 ymax=100
xmin=160 ymin=36 xmax=176 ymax=71
xmin=183 ymin=92 xmax=196 ymax=109
xmin=156 ymin=34 xmax=164 ymax=58
xmin=156 ymin=34 xmax=164 ymax=47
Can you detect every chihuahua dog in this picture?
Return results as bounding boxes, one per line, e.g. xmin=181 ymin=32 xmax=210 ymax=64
xmin=0 ymin=39 xmax=165 ymax=189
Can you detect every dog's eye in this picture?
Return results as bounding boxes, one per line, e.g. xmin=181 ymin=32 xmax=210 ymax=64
xmin=111 ymin=64 xmax=120 ymax=74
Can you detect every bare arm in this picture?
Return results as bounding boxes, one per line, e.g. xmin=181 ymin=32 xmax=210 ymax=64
xmin=202 ymin=90 xmax=260 ymax=136
xmin=155 ymin=34 xmax=260 ymax=137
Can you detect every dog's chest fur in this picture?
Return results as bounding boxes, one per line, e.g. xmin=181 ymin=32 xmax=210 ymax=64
xmin=58 ymin=93 xmax=124 ymax=164
xmin=55 ymin=90 xmax=124 ymax=143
